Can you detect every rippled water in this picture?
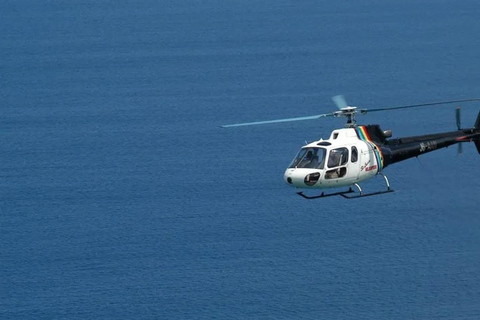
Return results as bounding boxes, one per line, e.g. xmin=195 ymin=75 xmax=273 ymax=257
xmin=1 ymin=1 xmax=480 ymax=319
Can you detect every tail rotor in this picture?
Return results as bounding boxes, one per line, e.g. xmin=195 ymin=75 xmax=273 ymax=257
xmin=456 ymin=107 xmax=463 ymax=155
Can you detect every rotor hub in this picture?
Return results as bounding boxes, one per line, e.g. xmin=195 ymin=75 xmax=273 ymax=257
xmin=334 ymin=107 xmax=358 ymax=127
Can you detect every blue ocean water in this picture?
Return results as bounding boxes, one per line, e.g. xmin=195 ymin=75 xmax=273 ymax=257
xmin=1 ymin=1 xmax=480 ymax=319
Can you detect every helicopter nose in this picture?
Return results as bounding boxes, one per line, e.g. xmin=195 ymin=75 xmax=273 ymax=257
xmin=284 ymin=169 xmax=321 ymax=187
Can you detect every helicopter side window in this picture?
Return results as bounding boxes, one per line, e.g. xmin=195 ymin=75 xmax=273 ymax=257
xmin=325 ymin=147 xmax=349 ymax=179
xmin=289 ymin=147 xmax=326 ymax=169
xmin=351 ymin=146 xmax=358 ymax=163
xmin=327 ymin=147 xmax=348 ymax=168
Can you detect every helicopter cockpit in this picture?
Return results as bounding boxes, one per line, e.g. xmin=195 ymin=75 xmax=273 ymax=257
xmin=289 ymin=147 xmax=326 ymax=169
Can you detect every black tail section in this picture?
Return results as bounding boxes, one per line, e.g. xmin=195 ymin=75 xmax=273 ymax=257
xmin=382 ymin=109 xmax=480 ymax=166
xmin=475 ymin=110 xmax=480 ymax=154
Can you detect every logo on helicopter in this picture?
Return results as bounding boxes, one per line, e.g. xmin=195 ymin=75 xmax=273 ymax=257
xmin=360 ymin=161 xmax=377 ymax=172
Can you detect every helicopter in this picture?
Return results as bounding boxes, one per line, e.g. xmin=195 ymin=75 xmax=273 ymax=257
xmin=221 ymin=96 xmax=480 ymax=199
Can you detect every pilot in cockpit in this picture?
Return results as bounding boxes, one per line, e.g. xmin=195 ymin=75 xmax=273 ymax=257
xmin=301 ymin=149 xmax=319 ymax=168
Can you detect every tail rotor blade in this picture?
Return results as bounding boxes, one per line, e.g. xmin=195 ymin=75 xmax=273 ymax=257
xmin=456 ymin=106 xmax=461 ymax=130
xmin=332 ymin=95 xmax=348 ymax=109
xmin=456 ymin=106 xmax=463 ymax=156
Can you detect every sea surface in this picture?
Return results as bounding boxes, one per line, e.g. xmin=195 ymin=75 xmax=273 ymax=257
xmin=1 ymin=1 xmax=480 ymax=319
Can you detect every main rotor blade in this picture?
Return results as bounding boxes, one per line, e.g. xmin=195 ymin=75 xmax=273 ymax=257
xmin=360 ymin=98 xmax=480 ymax=114
xmin=220 ymin=113 xmax=334 ymax=128
xmin=332 ymin=95 xmax=348 ymax=109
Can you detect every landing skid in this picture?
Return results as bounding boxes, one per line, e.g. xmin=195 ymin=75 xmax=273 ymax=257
xmin=297 ymin=188 xmax=356 ymax=199
xmin=297 ymin=173 xmax=394 ymax=200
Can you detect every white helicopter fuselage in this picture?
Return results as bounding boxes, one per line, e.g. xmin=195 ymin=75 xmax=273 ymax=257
xmin=284 ymin=127 xmax=385 ymax=189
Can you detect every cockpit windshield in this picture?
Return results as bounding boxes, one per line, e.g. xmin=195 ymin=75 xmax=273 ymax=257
xmin=289 ymin=147 xmax=326 ymax=169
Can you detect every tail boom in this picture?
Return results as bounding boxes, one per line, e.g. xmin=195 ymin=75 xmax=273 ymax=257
xmin=382 ymin=128 xmax=480 ymax=166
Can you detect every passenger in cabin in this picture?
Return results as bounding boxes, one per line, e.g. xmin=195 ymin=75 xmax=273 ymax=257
xmin=328 ymin=151 xmax=341 ymax=168
xmin=325 ymin=148 xmax=349 ymax=179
